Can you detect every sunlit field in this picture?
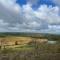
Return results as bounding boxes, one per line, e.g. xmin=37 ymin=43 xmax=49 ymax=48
xmin=0 ymin=33 xmax=60 ymax=60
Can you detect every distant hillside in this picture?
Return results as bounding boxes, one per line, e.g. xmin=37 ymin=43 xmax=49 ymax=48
xmin=0 ymin=32 xmax=60 ymax=40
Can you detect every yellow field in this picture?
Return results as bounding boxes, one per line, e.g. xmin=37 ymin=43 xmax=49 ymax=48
xmin=0 ymin=36 xmax=48 ymax=49
xmin=0 ymin=36 xmax=32 ymax=45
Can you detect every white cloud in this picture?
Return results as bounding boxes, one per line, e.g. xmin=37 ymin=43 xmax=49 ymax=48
xmin=0 ymin=19 xmax=8 ymax=26
xmin=0 ymin=0 xmax=21 ymax=14
xmin=34 ymin=5 xmax=60 ymax=24
xmin=53 ymin=0 xmax=60 ymax=6
xmin=26 ymin=0 xmax=39 ymax=5
xmin=0 ymin=0 xmax=60 ymax=32
xmin=0 ymin=19 xmax=9 ymax=32
xmin=48 ymin=25 xmax=60 ymax=30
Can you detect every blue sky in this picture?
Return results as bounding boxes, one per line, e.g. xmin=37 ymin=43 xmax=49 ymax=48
xmin=0 ymin=0 xmax=60 ymax=33
xmin=16 ymin=0 xmax=27 ymax=6
xmin=16 ymin=0 xmax=56 ymax=9
xmin=16 ymin=0 xmax=55 ymax=6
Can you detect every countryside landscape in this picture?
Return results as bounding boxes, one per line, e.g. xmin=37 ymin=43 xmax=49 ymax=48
xmin=0 ymin=0 xmax=60 ymax=60
xmin=0 ymin=32 xmax=60 ymax=60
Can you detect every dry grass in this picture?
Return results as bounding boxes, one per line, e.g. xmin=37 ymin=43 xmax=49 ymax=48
xmin=0 ymin=36 xmax=33 ymax=45
xmin=0 ymin=36 xmax=59 ymax=60
xmin=0 ymin=42 xmax=60 ymax=60
xmin=0 ymin=36 xmax=48 ymax=46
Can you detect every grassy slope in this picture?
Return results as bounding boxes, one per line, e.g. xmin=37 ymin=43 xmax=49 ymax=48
xmin=0 ymin=33 xmax=60 ymax=60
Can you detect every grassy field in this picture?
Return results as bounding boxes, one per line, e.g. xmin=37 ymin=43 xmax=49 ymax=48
xmin=0 ymin=41 xmax=60 ymax=60
xmin=0 ymin=36 xmax=48 ymax=46
xmin=0 ymin=33 xmax=60 ymax=60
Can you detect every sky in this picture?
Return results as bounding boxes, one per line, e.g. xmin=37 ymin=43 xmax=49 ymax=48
xmin=0 ymin=0 xmax=60 ymax=33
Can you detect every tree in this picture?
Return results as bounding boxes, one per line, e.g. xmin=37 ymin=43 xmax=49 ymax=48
xmin=15 ymin=41 xmax=18 ymax=45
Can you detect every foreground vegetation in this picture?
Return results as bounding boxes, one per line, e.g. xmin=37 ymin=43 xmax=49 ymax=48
xmin=0 ymin=32 xmax=60 ymax=60
xmin=0 ymin=40 xmax=60 ymax=60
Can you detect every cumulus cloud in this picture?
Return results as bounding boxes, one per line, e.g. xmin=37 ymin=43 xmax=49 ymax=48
xmin=0 ymin=19 xmax=9 ymax=32
xmin=0 ymin=0 xmax=60 ymax=32
xmin=0 ymin=0 xmax=21 ymax=14
xmin=26 ymin=0 xmax=39 ymax=5
xmin=34 ymin=5 xmax=60 ymax=24
xmin=53 ymin=0 xmax=60 ymax=6
xmin=49 ymin=25 xmax=60 ymax=30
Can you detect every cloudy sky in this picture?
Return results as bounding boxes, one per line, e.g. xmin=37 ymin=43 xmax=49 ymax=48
xmin=0 ymin=0 xmax=60 ymax=33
